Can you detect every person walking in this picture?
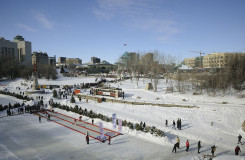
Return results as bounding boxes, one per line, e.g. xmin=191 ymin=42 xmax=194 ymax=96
xmin=211 ymin=145 xmax=216 ymax=157
xmin=165 ymin=119 xmax=168 ymax=126
xmin=177 ymin=137 xmax=180 ymax=149
xmin=108 ymin=136 xmax=111 ymax=145
xmin=179 ymin=119 xmax=182 ymax=130
xmin=39 ymin=115 xmax=41 ymax=123
xmin=235 ymin=145 xmax=241 ymax=155
xmin=186 ymin=140 xmax=189 ymax=152
xmin=238 ymin=134 xmax=242 ymax=144
xmin=86 ymin=134 xmax=89 ymax=144
xmin=172 ymin=143 xmax=178 ymax=153
xmin=197 ymin=141 xmax=201 ymax=153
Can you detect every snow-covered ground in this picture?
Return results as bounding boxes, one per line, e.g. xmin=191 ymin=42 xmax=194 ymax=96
xmin=0 ymin=75 xmax=245 ymax=160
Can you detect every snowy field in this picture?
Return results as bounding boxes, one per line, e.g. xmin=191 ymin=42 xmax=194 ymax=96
xmin=0 ymin=75 xmax=245 ymax=160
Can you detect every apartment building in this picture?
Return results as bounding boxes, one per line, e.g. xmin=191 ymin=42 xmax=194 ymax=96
xmin=203 ymin=52 xmax=245 ymax=68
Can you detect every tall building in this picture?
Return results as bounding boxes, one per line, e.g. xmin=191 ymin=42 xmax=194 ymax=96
xmin=91 ymin=57 xmax=100 ymax=64
xmin=0 ymin=37 xmax=18 ymax=61
xmin=184 ymin=57 xmax=197 ymax=67
xmin=12 ymin=35 xmax=32 ymax=66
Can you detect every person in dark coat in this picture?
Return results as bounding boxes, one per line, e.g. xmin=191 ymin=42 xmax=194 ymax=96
xmin=172 ymin=143 xmax=178 ymax=153
xmin=211 ymin=145 xmax=216 ymax=156
xmin=143 ymin=122 xmax=146 ymax=128
xmin=186 ymin=140 xmax=189 ymax=152
xmin=197 ymin=141 xmax=201 ymax=153
xmin=179 ymin=119 xmax=182 ymax=130
xmin=86 ymin=134 xmax=89 ymax=144
xmin=165 ymin=119 xmax=168 ymax=126
xmin=238 ymin=134 xmax=242 ymax=144
xmin=48 ymin=114 xmax=50 ymax=121
xmin=235 ymin=145 xmax=241 ymax=155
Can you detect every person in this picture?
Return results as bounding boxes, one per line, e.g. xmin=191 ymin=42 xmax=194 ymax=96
xmin=235 ymin=145 xmax=241 ymax=155
xmin=179 ymin=119 xmax=182 ymax=130
xmin=211 ymin=145 xmax=216 ymax=156
xmin=108 ymin=136 xmax=111 ymax=145
xmin=186 ymin=140 xmax=189 ymax=152
xmin=48 ymin=114 xmax=50 ymax=121
xmin=172 ymin=143 xmax=178 ymax=153
xmin=122 ymin=92 xmax=124 ymax=99
xmin=177 ymin=119 xmax=180 ymax=129
xmin=74 ymin=119 xmax=77 ymax=126
xmin=165 ymin=119 xmax=168 ymax=126
xmin=86 ymin=134 xmax=89 ymax=144
xmin=79 ymin=116 xmax=82 ymax=121
xmin=198 ymin=141 xmax=201 ymax=153
xmin=172 ymin=120 xmax=176 ymax=129
xmin=39 ymin=115 xmax=41 ymax=123
xmin=238 ymin=134 xmax=242 ymax=144
xmin=177 ymin=137 xmax=180 ymax=149
xmin=92 ymin=119 xmax=94 ymax=124
xmin=143 ymin=122 xmax=146 ymax=128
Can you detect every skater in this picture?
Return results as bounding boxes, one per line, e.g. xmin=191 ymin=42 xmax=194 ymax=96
xmin=177 ymin=137 xmax=180 ymax=149
xmin=211 ymin=145 xmax=216 ymax=156
xmin=172 ymin=143 xmax=178 ymax=153
xmin=186 ymin=140 xmax=189 ymax=152
xmin=165 ymin=119 xmax=168 ymax=126
xmin=198 ymin=141 xmax=201 ymax=153
xmin=92 ymin=119 xmax=94 ymax=124
xmin=39 ymin=115 xmax=41 ymax=123
xmin=235 ymin=145 xmax=241 ymax=155
xmin=86 ymin=134 xmax=89 ymax=144
xmin=238 ymin=134 xmax=242 ymax=144
xmin=108 ymin=136 xmax=111 ymax=145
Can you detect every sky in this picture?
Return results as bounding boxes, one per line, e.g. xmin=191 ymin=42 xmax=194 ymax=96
xmin=1 ymin=0 xmax=245 ymax=64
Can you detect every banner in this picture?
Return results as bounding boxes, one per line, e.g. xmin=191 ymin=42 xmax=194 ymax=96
xmin=112 ymin=113 xmax=117 ymax=129
xmin=118 ymin=119 xmax=122 ymax=133
xmin=98 ymin=122 xmax=104 ymax=139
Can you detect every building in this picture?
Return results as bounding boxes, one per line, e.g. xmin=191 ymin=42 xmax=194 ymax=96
xmin=0 ymin=37 xmax=18 ymax=61
xmin=91 ymin=57 xmax=100 ymax=64
xmin=48 ymin=55 xmax=56 ymax=66
xmin=12 ymin=35 xmax=32 ymax=66
xmin=58 ymin=57 xmax=66 ymax=65
xmin=32 ymin=52 xmax=49 ymax=65
xmin=184 ymin=57 xmax=204 ymax=68
xmin=66 ymin=58 xmax=82 ymax=65
xmin=203 ymin=52 xmax=245 ymax=68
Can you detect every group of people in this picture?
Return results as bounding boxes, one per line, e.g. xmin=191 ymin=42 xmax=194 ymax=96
xmin=166 ymin=118 xmax=182 ymax=130
xmin=172 ymin=135 xmax=243 ymax=156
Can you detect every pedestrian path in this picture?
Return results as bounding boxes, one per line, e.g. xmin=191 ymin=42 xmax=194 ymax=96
xmin=37 ymin=109 xmax=122 ymax=142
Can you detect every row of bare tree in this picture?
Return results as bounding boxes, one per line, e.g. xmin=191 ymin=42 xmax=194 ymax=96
xmin=0 ymin=56 xmax=57 ymax=80
xmin=117 ymin=50 xmax=178 ymax=91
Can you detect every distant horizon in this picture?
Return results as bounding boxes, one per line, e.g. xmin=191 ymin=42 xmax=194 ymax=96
xmin=1 ymin=0 xmax=245 ymax=64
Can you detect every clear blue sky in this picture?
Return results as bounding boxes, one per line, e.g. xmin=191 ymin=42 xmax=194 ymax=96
xmin=1 ymin=0 xmax=245 ymax=63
